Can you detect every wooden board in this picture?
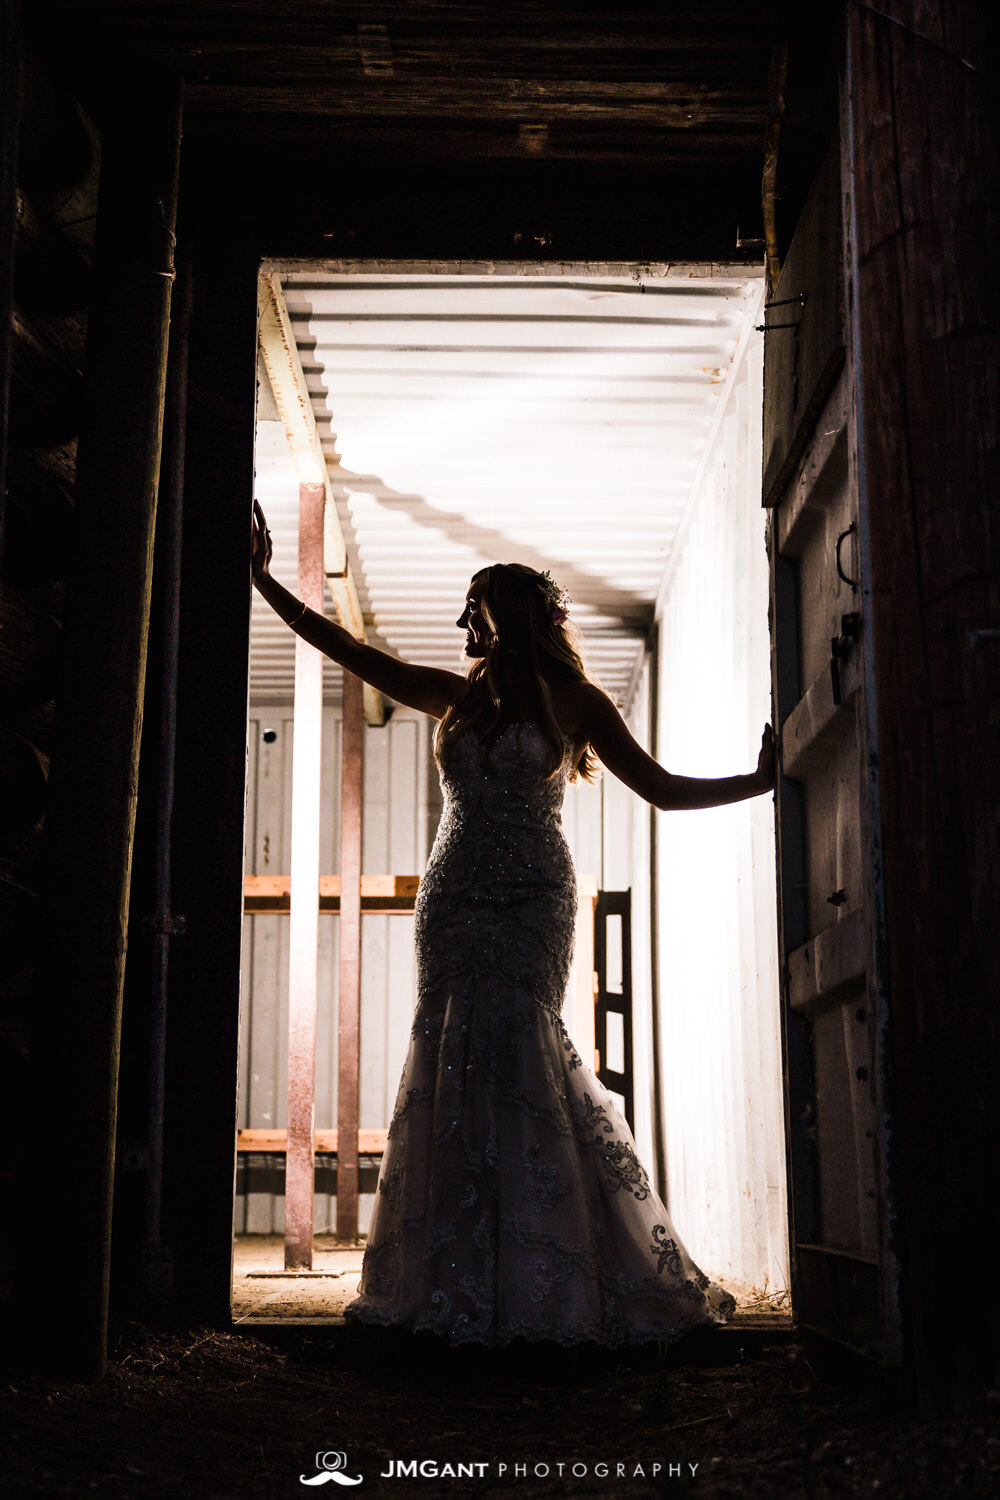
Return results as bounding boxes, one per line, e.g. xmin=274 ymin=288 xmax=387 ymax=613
xmin=237 ymin=1128 xmax=387 ymax=1155
xmin=762 ymin=135 xmax=844 ymax=507
xmin=244 ymin=873 xmax=421 ymax=912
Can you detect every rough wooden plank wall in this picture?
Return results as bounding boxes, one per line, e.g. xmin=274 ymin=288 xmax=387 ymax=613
xmin=26 ymin=71 xmax=181 ymax=1380
xmin=0 ymin=46 xmax=100 ymax=1351
xmin=847 ymin=0 xmax=1000 ymax=1398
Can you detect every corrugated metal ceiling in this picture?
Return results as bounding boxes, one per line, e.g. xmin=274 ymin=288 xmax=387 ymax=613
xmin=250 ymin=265 xmax=763 ymax=705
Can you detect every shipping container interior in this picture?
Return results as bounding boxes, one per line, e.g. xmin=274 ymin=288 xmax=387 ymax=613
xmin=234 ymin=264 xmax=788 ymax=1322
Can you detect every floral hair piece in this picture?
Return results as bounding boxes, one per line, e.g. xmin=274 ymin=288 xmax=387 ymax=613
xmin=540 ymin=570 xmax=572 ymax=625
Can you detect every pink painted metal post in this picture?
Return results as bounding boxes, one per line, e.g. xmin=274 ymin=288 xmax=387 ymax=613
xmin=284 ymin=480 xmax=326 ymax=1270
xmin=336 ymin=668 xmax=364 ymax=1243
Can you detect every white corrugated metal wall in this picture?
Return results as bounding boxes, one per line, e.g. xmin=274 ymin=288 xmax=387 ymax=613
xmin=606 ymin=658 xmax=659 ymax=1180
xmin=238 ymin=265 xmax=787 ymax=1303
xmin=651 ymin=338 xmax=788 ymax=1302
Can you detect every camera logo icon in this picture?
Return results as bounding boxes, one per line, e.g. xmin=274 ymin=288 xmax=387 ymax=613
xmin=300 ymin=1450 xmax=364 ymax=1486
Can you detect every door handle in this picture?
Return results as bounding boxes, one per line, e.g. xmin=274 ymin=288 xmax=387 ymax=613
xmin=836 ymin=522 xmax=858 ymax=591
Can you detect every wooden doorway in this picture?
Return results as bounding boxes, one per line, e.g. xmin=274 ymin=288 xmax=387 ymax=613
xmin=230 ymin=260 xmax=786 ymax=1323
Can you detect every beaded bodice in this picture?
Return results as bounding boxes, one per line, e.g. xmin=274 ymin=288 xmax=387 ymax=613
xmin=414 ymin=722 xmax=578 ymax=1014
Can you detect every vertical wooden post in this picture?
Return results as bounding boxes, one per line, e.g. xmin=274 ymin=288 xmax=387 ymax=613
xmin=336 ymin=668 xmax=364 ymax=1243
xmin=142 ymin=253 xmax=193 ymax=1304
xmin=26 ymin=76 xmax=181 ymax=1379
xmin=161 ymin=246 xmax=258 ymax=1324
xmin=284 ymin=480 xmax=325 ymax=1270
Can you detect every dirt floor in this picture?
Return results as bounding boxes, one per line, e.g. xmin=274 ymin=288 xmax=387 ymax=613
xmin=2 ymin=1316 xmax=999 ymax=1499
xmin=232 ymin=1237 xmax=367 ymax=1322
xmin=230 ymin=1237 xmax=787 ymax=1326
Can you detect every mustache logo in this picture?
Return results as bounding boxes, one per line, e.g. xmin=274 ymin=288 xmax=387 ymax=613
xmin=300 ymin=1452 xmax=363 ymax=1487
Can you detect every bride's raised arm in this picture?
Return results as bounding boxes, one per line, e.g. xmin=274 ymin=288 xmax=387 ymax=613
xmin=251 ymin=502 xmax=465 ymax=719
xmin=571 ymin=679 xmax=775 ymax=811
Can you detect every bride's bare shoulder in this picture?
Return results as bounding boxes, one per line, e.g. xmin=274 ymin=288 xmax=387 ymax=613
xmin=549 ymin=679 xmax=617 ymax=740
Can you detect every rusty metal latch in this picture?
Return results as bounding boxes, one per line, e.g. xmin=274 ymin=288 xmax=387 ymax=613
xmin=830 ymin=612 xmax=861 ymax=707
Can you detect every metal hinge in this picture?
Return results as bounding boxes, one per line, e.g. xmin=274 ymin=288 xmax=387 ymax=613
xmin=755 ymin=291 xmax=808 ymax=332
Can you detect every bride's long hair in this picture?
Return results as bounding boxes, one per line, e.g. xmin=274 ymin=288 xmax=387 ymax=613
xmin=435 ymin=562 xmax=599 ymax=783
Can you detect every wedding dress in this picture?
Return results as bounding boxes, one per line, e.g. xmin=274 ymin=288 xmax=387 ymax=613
xmin=343 ymin=722 xmax=736 ymax=1346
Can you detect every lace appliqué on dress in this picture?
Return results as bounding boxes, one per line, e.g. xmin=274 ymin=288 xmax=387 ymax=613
xmin=343 ymin=724 xmax=736 ymax=1346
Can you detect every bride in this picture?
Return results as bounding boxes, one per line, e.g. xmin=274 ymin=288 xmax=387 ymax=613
xmin=251 ymin=505 xmax=776 ymax=1347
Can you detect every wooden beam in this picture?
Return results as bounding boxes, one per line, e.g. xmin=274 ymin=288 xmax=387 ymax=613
xmin=335 ymin=669 xmax=364 ymax=1243
xmin=243 ymin=873 xmax=420 ymax=913
xmin=787 ymin=907 xmax=867 ymax=1016
xmin=762 ymin=41 xmax=787 ymax=295
xmin=256 ymin=272 xmax=384 ymax=725
xmin=161 ymin=250 xmax=260 ymax=1328
xmin=283 ymin=480 xmax=325 ymax=1270
xmin=237 ymin=1128 xmax=387 ymax=1155
xmin=780 ymin=651 xmax=861 ymax=783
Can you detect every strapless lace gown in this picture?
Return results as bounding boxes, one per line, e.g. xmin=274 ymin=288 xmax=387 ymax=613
xmin=343 ymin=723 xmax=735 ymax=1346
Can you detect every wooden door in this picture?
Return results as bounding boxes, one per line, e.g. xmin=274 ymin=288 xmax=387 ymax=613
xmin=764 ymin=136 xmax=902 ymax=1361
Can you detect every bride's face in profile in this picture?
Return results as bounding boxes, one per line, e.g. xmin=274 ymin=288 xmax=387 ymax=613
xmin=457 ymin=582 xmax=489 ymax=658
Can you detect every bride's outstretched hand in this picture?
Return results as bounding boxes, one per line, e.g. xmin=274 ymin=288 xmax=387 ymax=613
xmin=251 ymin=500 xmax=273 ymax=582
xmin=755 ymin=723 xmax=777 ymax=791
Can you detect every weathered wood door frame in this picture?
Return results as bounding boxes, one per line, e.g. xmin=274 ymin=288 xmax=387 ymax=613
xmin=164 ymin=250 xmax=781 ymax=1334
xmin=837 ymin=34 xmax=902 ymax=1365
